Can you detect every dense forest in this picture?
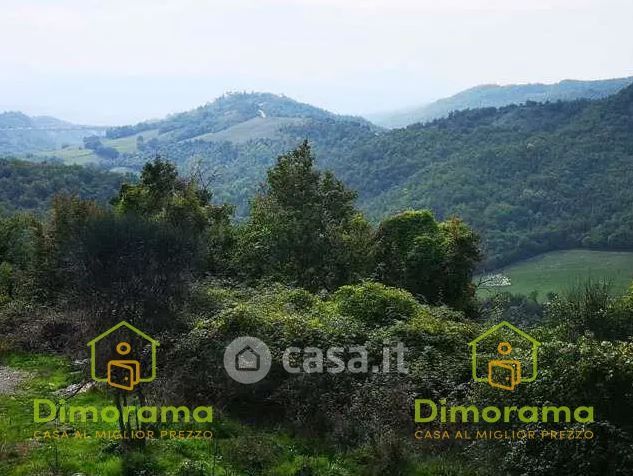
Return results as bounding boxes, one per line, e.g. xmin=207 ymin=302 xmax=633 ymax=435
xmin=346 ymin=84 xmax=633 ymax=267
xmin=1 ymin=143 xmax=632 ymax=474
xmin=90 ymin=85 xmax=633 ymax=269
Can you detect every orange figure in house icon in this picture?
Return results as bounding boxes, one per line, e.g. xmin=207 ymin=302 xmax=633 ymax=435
xmin=487 ymin=341 xmax=522 ymax=391
xmin=87 ymin=321 xmax=159 ymax=391
xmin=468 ymin=321 xmax=540 ymax=391
xmin=107 ymin=341 xmax=142 ymax=391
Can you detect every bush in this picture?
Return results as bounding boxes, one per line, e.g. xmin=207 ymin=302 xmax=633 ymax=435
xmin=470 ymin=421 xmax=633 ymax=476
xmin=467 ymin=333 xmax=633 ymax=475
xmin=269 ymin=455 xmax=352 ymax=476
xmin=160 ymin=284 xmax=365 ymax=405
xmin=546 ymin=281 xmax=633 ymax=340
xmin=163 ymin=282 xmax=478 ymax=446
xmin=0 ymin=261 xmax=13 ymax=299
xmin=121 ymin=450 xmax=161 ymax=475
xmin=55 ymin=211 xmax=200 ymax=333
xmin=333 ymin=281 xmax=419 ymax=326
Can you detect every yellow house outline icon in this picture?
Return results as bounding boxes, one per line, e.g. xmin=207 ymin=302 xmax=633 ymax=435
xmin=87 ymin=321 xmax=159 ymax=387
xmin=468 ymin=321 xmax=540 ymax=388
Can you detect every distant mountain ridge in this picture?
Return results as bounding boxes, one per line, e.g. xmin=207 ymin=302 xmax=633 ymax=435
xmin=369 ymin=77 xmax=633 ymax=128
xmin=0 ymin=111 xmax=105 ymax=155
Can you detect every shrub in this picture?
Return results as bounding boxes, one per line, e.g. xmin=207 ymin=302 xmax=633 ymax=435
xmin=546 ymin=281 xmax=633 ymax=341
xmin=269 ymin=456 xmax=352 ymax=476
xmin=333 ymin=281 xmax=419 ymax=326
xmin=121 ymin=450 xmax=160 ymax=475
xmin=163 ymin=282 xmax=478 ymax=446
xmin=467 ymin=334 xmax=633 ymax=475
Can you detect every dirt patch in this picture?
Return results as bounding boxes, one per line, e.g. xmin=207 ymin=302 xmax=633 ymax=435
xmin=0 ymin=366 xmax=29 ymax=395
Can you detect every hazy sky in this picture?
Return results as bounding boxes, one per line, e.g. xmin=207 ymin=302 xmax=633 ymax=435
xmin=1 ymin=0 xmax=632 ymax=125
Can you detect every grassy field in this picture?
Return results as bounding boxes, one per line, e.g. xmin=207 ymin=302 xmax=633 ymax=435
xmin=35 ymin=146 xmax=100 ymax=165
xmin=477 ymin=249 xmax=633 ymax=299
xmin=33 ymin=129 xmax=162 ymax=165
xmin=193 ymin=117 xmax=305 ymax=144
xmin=105 ymin=129 xmax=161 ymax=153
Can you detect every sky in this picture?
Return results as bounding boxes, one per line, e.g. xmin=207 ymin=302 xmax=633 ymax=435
xmin=1 ymin=0 xmax=632 ymax=125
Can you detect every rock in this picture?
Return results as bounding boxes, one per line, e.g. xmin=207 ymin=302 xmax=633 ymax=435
xmin=0 ymin=366 xmax=30 ymax=395
xmin=71 ymin=359 xmax=90 ymax=369
xmin=54 ymin=381 xmax=95 ymax=397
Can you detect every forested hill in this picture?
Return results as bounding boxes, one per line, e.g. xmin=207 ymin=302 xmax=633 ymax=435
xmin=105 ymin=91 xmax=374 ymax=140
xmin=0 ymin=159 xmax=127 ymax=215
xmin=370 ymin=76 xmax=633 ymax=128
xmin=38 ymin=92 xmax=379 ymax=213
xmin=342 ymin=83 xmax=633 ymax=267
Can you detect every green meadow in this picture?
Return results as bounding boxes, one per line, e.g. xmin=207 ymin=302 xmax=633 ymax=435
xmin=477 ymin=249 xmax=633 ymax=299
xmin=34 ymin=129 xmax=162 ymax=166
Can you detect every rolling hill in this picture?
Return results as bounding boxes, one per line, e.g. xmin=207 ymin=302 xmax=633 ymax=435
xmin=0 ymin=112 xmax=105 ymax=155
xmin=34 ymin=92 xmax=380 ymax=211
xmin=369 ymin=77 xmax=633 ymax=128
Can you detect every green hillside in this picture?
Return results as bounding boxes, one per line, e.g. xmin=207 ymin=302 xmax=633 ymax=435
xmin=477 ymin=249 xmax=633 ymax=299
xmin=2 ymin=148 xmax=632 ymax=476
xmin=370 ymin=77 xmax=633 ymax=128
xmin=34 ymin=93 xmax=377 ymax=177
xmin=106 ymin=91 xmax=356 ymax=138
xmin=344 ymin=84 xmax=633 ymax=267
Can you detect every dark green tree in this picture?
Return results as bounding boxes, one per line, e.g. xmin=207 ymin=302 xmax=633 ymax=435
xmin=0 ymin=213 xmax=42 ymax=300
xmin=374 ymin=210 xmax=480 ymax=310
xmin=236 ymin=141 xmax=372 ymax=290
xmin=112 ymin=158 xmax=234 ymax=273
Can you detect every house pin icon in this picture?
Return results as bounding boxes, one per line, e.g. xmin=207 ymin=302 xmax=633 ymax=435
xmin=235 ymin=345 xmax=261 ymax=372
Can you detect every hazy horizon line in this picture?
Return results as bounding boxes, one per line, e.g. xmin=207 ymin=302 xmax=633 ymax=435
xmin=2 ymin=73 xmax=632 ymax=127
